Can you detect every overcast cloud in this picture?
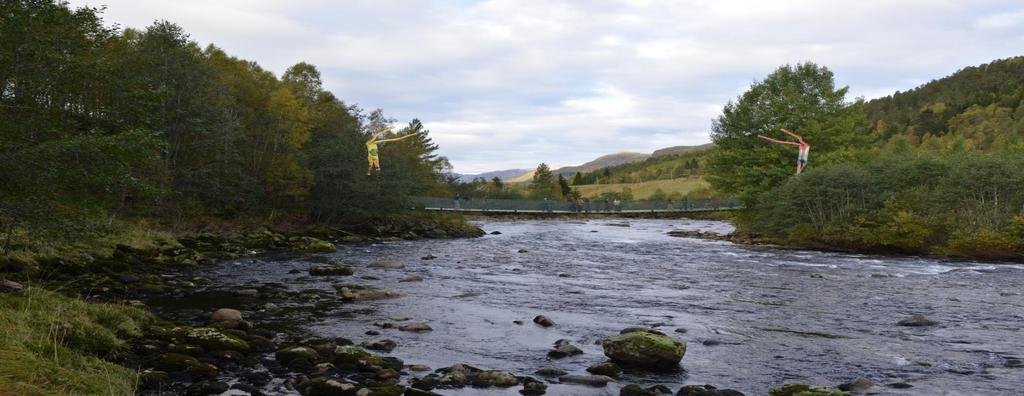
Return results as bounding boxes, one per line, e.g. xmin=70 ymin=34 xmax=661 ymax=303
xmin=69 ymin=0 xmax=1024 ymax=173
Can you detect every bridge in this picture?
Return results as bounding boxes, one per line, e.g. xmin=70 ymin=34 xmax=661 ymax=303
xmin=411 ymin=196 xmax=742 ymax=214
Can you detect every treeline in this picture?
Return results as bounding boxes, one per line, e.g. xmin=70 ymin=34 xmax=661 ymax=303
xmin=706 ymin=61 xmax=1024 ymax=260
xmin=0 ymin=1 xmax=450 ymax=247
xmin=570 ymin=150 xmax=707 ymax=185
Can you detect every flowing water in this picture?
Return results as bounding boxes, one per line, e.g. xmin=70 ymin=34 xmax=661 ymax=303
xmin=150 ymin=219 xmax=1024 ymax=395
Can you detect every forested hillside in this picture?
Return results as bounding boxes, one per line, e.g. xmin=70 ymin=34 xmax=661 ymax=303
xmin=865 ymin=56 xmax=1024 ymax=150
xmin=706 ymin=61 xmax=1024 ymax=260
xmin=0 ymin=2 xmax=451 ymax=248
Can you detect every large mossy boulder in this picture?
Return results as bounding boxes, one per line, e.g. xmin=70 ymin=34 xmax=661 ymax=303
xmin=601 ymin=331 xmax=686 ymax=368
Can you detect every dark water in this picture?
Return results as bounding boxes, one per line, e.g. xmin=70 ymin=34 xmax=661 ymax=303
xmin=158 ymin=219 xmax=1024 ymax=395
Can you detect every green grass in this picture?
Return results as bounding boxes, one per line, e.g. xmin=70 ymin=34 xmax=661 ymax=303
xmin=573 ymin=177 xmax=709 ymax=199
xmin=0 ymin=287 xmax=152 ymax=395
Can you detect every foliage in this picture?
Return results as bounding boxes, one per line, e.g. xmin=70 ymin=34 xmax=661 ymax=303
xmin=744 ymin=151 xmax=1024 ymax=258
xmin=704 ymin=62 xmax=869 ymax=199
xmin=0 ymin=287 xmax=152 ymax=395
xmin=0 ymin=1 xmax=451 ymax=239
xmin=573 ymin=149 xmax=709 ymax=185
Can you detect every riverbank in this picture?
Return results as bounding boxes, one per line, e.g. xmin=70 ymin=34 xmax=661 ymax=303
xmin=668 ymin=225 xmax=1024 ymax=263
xmin=0 ymin=213 xmax=483 ymax=395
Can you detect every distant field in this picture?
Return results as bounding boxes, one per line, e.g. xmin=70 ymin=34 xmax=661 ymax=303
xmin=573 ymin=177 xmax=708 ymax=199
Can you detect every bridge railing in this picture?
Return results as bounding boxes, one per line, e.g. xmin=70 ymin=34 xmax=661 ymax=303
xmin=411 ymin=196 xmax=741 ymax=213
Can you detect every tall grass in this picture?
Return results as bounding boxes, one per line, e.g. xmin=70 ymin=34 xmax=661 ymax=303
xmin=0 ymin=287 xmax=151 ymax=395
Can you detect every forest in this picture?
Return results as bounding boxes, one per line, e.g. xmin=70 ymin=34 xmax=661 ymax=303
xmin=705 ymin=59 xmax=1024 ymax=259
xmin=0 ymin=1 xmax=453 ymax=253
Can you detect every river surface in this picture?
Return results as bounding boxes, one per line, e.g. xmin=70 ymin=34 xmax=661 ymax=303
xmin=152 ymin=219 xmax=1024 ymax=395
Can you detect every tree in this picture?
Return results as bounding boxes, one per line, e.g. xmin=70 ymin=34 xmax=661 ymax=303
xmin=557 ymin=174 xmax=572 ymax=198
xmin=704 ymin=62 xmax=867 ymax=198
xmin=533 ymin=163 xmax=554 ymax=185
xmin=491 ymin=177 xmax=503 ymax=190
xmin=572 ymin=172 xmax=584 ymax=185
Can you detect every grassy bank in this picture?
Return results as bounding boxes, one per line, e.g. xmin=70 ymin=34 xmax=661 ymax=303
xmin=0 ymin=287 xmax=152 ymax=395
xmin=573 ymin=177 xmax=708 ymax=199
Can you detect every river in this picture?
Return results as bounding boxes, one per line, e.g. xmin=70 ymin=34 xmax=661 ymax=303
xmin=148 ymin=218 xmax=1024 ymax=395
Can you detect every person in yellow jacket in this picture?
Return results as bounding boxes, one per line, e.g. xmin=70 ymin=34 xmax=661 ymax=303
xmin=366 ymin=128 xmax=416 ymax=175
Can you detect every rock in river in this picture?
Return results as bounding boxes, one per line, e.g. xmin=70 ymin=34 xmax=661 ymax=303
xmin=601 ymin=330 xmax=686 ymax=368
xmin=310 ymin=264 xmax=354 ymax=276
xmin=533 ymin=315 xmax=555 ymax=327
xmin=897 ymin=314 xmax=938 ymax=327
xmin=677 ymin=384 xmax=747 ymax=395
xmin=586 ymin=362 xmax=622 ymax=377
xmin=559 ymin=374 xmax=614 ymax=387
xmin=361 ymin=339 xmax=397 ymax=352
xmin=547 ymin=339 xmax=582 ymax=359
xmin=399 ymin=322 xmax=433 ymax=332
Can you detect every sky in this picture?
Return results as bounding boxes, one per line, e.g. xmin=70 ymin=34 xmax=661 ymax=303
xmin=69 ymin=0 xmax=1024 ymax=174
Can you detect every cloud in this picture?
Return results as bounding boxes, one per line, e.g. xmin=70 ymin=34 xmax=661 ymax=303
xmin=70 ymin=0 xmax=1024 ymax=173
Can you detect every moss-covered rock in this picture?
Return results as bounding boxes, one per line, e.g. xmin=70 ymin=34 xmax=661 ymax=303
xmin=310 ymin=264 xmax=354 ymax=276
xmin=276 ymin=346 xmax=320 ymax=363
xmin=153 ymin=353 xmax=219 ymax=379
xmin=184 ymin=327 xmax=250 ymax=352
xmin=293 ymin=237 xmax=336 ymax=253
xmin=601 ymin=331 xmax=686 ymax=369
xmin=769 ymin=384 xmax=851 ymax=396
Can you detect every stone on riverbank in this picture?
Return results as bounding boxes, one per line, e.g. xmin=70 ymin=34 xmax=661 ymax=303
xmin=677 ymin=384 xmax=746 ymax=395
xmin=154 ymin=353 xmax=219 ymax=379
xmin=310 ymin=264 xmax=354 ymax=276
xmin=292 ymin=237 xmax=336 ymax=253
xmin=601 ymin=331 xmax=686 ymax=369
xmin=337 ymin=286 xmax=401 ymax=301
xmin=210 ymin=308 xmax=242 ymax=322
xmin=473 ymin=370 xmax=519 ymax=387
xmin=361 ymin=339 xmax=397 ymax=352
xmin=620 ymin=384 xmax=677 ymax=395
xmin=275 ymin=346 xmax=320 ymax=364
xmin=768 ymin=384 xmax=851 ymax=396
xmin=185 ymin=327 xmax=250 ymax=352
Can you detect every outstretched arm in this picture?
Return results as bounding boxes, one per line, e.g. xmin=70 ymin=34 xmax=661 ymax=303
xmin=369 ymin=127 xmax=394 ymax=141
xmin=758 ymin=135 xmax=799 ymax=145
xmin=781 ymin=129 xmax=805 ymax=144
xmin=375 ymin=133 xmax=417 ymax=144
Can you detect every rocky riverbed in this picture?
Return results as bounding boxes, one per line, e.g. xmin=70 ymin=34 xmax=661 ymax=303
xmin=133 ymin=218 xmax=1024 ymax=395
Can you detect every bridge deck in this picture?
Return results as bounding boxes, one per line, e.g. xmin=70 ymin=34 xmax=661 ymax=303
xmin=412 ymin=197 xmax=741 ymax=214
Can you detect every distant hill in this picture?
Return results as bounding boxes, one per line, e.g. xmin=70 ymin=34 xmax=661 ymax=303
xmin=457 ymin=169 xmax=531 ymax=183
xmin=554 ymin=152 xmax=650 ymax=175
xmin=495 ymin=145 xmax=715 ymax=183
xmin=651 ymin=143 xmax=715 ymax=157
